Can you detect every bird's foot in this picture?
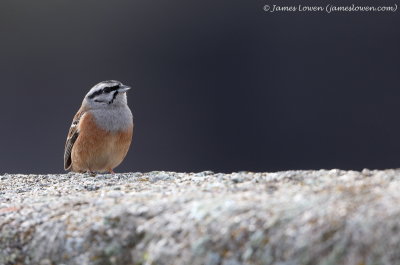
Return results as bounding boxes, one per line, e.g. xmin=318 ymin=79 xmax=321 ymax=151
xmin=86 ymin=171 xmax=97 ymax=177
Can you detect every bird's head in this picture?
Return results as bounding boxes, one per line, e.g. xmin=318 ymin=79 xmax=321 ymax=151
xmin=84 ymin=80 xmax=131 ymax=108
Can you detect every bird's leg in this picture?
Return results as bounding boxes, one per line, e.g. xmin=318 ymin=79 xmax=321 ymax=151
xmin=87 ymin=169 xmax=97 ymax=177
xmin=108 ymin=169 xmax=115 ymax=174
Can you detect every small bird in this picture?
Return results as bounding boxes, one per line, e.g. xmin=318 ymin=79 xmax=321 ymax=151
xmin=64 ymin=80 xmax=134 ymax=174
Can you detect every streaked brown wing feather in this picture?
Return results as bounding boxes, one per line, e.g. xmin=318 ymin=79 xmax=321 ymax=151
xmin=64 ymin=109 xmax=85 ymax=170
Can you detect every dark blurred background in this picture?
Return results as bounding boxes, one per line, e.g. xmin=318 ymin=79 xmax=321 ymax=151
xmin=0 ymin=0 xmax=399 ymax=174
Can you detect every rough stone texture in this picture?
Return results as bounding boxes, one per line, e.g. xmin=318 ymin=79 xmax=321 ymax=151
xmin=1 ymin=170 xmax=400 ymax=265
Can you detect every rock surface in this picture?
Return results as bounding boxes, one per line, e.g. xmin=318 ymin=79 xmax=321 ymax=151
xmin=1 ymin=170 xmax=400 ymax=265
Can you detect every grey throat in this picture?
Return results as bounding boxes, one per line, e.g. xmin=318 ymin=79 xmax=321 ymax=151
xmin=91 ymin=105 xmax=133 ymax=132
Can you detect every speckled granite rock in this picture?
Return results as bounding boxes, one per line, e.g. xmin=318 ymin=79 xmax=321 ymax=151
xmin=1 ymin=170 xmax=400 ymax=265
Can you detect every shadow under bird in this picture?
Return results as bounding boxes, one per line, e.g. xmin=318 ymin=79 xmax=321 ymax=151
xmin=64 ymin=80 xmax=134 ymax=174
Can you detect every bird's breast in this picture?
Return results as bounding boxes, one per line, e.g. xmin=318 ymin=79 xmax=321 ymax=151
xmin=91 ymin=106 xmax=133 ymax=132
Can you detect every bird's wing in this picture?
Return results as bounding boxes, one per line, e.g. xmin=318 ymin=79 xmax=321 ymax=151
xmin=64 ymin=109 xmax=86 ymax=170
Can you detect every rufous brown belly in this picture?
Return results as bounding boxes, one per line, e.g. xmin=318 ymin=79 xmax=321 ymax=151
xmin=71 ymin=113 xmax=133 ymax=173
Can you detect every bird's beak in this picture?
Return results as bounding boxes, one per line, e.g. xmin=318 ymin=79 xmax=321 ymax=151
xmin=118 ymin=85 xmax=131 ymax=93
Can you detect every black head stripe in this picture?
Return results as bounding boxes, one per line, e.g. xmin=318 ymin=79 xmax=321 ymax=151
xmin=108 ymin=91 xmax=119 ymax=104
xmin=103 ymin=85 xmax=120 ymax=94
xmin=88 ymin=85 xmax=120 ymax=99
xmin=88 ymin=89 xmax=103 ymax=99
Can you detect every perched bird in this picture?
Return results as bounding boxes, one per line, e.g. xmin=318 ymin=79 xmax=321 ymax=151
xmin=64 ymin=80 xmax=134 ymax=174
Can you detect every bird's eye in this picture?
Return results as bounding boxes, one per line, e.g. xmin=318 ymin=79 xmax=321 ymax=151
xmin=103 ymin=85 xmax=119 ymax=93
